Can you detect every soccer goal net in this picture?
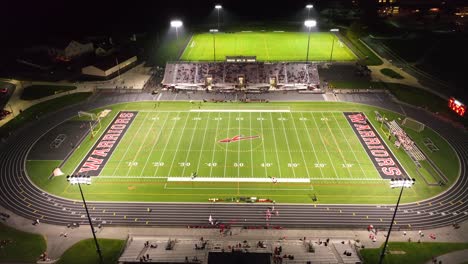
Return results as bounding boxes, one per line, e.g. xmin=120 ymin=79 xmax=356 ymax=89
xmin=401 ymin=117 xmax=425 ymax=132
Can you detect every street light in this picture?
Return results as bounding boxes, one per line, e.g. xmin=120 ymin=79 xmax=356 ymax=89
xmin=306 ymin=4 xmax=313 ymax=19
xmin=304 ymin=19 xmax=317 ymax=64
xmin=170 ymin=20 xmax=183 ymax=40
xmin=329 ymin=28 xmax=339 ymax=62
xmin=215 ymin=4 xmax=222 ymax=29
xmin=210 ymin=29 xmax=219 ymax=62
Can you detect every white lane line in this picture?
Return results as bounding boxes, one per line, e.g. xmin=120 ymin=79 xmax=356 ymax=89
xmin=139 ymin=112 xmax=170 ymax=176
xmin=289 ymin=112 xmax=311 ymax=178
xmin=152 ymin=112 xmax=181 ymax=177
xmin=308 ymin=112 xmax=339 ymax=178
xmin=167 ymin=112 xmax=192 ymax=178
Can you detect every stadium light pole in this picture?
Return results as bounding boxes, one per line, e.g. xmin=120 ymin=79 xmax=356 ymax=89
xmin=306 ymin=4 xmax=313 ymax=19
xmin=329 ymin=28 xmax=339 ymax=62
xmin=67 ymin=176 xmax=104 ymax=264
xmin=170 ymin=20 xmax=183 ymax=40
xmin=215 ymin=5 xmax=222 ymax=30
xmin=304 ymin=19 xmax=317 ymax=64
xmin=210 ymin=29 xmax=219 ymax=62
xmin=378 ymin=184 xmax=405 ymax=264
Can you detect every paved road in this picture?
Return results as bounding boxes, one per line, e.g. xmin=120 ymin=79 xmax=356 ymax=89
xmin=0 ymin=91 xmax=467 ymax=230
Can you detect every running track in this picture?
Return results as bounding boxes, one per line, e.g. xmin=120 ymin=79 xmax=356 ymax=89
xmin=0 ymin=92 xmax=467 ymax=229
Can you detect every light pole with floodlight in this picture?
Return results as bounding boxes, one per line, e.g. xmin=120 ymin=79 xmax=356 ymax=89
xmin=329 ymin=28 xmax=339 ymax=62
xmin=210 ymin=29 xmax=219 ymax=62
xmin=306 ymin=4 xmax=313 ymax=19
xmin=170 ymin=20 xmax=183 ymax=40
xmin=215 ymin=5 xmax=222 ymax=30
xmin=304 ymin=19 xmax=317 ymax=64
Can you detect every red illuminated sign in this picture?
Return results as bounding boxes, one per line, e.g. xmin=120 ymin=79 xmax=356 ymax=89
xmin=448 ymin=97 xmax=466 ymax=117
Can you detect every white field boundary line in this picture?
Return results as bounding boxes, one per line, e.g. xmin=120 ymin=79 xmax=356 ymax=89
xmin=308 ymin=112 xmax=339 ymax=178
xmin=190 ymin=109 xmax=291 ymax=112
xmin=96 ymin=176 xmax=386 ymax=181
xmin=331 ymin=113 xmax=368 ymax=179
xmin=168 ymin=177 xmax=310 ymax=183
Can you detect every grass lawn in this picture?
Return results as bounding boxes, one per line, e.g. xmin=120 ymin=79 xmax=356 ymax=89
xmin=360 ymin=242 xmax=468 ymax=264
xmin=0 ymin=223 xmax=46 ymax=263
xmin=380 ymin=68 xmax=404 ymax=79
xmin=181 ymin=32 xmax=356 ymax=62
xmin=0 ymin=92 xmax=92 ymax=138
xmin=57 ymin=238 xmax=124 ymax=264
xmin=26 ymin=101 xmax=458 ymax=204
xmin=21 ymin=84 xmax=77 ymax=100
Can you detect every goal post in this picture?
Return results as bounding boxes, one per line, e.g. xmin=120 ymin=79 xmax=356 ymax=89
xmin=401 ymin=117 xmax=425 ymax=132
xmin=78 ymin=111 xmax=101 ymax=137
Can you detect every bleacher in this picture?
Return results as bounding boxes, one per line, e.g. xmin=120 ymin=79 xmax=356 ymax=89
xmin=332 ymin=242 xmax=361 ymax=264
xmin=272 ymin=241 xmax=338 ymax=264
xmin=161 ymin=62 xmax=320 ymax=91
xmin=387 ymin=121 xmax=426 ymax=161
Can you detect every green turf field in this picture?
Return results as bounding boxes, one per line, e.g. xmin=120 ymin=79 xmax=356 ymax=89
xmin=180 ymin=32 xmax=357 ymax=62
xmin=27 ymin=102 xmax=459 ymax=204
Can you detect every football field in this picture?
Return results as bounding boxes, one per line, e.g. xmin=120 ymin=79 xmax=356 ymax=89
xmin=180 ymin=32 xmax=357 ymax=62
xmin=97 ymin=110 xmax=380 ymax=181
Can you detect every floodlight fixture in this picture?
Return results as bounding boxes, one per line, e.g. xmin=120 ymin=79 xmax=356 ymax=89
xmin=170 ymin=20 xmax=183 ymax=28
xmin=209 ymin=29 xmax=219 ymax=33
xmin=306 ymin=4 xmax=313 ymax=9
xmin=304 ymin=19 xmax=317 ymax=28
xmin=330 ymin=28 xmax=339 ymax=32
xmin=215 ymin=4 xmax=222 ymax=9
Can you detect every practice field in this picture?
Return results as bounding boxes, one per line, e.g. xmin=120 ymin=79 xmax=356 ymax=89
xmin=180 ymin=32 xmax=357 ymax=62
xmin=27 ymin=102 xmax=459 ymax=204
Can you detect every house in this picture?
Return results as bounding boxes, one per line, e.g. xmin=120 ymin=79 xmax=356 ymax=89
xmin=47 ymin=40 xmax=94 ymax=60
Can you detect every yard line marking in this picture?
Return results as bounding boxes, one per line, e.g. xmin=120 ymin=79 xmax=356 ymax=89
xmin=308 ymin=112 xmax=339 ymax=178
xmin=125 ymin=112 xmax=161 ymax=176
xmin=238 ymin=112 xmax=241 ymax=178
xmin=167 ymin=112 xmax=192 ymax=178
xmin=263 ymin=34 xmax=270 ymax=60
xmin=223 ymin=112 xmax=231 ymax=178
xmin=259 ymin=112 xmax=270 ymax=177
xmin=299 ymin=112 xmax=324 ymax=178
xmin=208 ymin=113 xmax=222 ymax=177
xmin=279 ymin=112 xmax=297 ymax=178
xmin=269 ymin=112 xmax=285 ymax=178
xmin=195 ymin=112 xmax=211 ymax=173
xmin=333 ymin=113 xmax=368 ymax=178
xmin=289 ymin=112 xmax=311 ymax=178
xmin=181 ymin=112 xmax=202 ymax=177
xmin=153 ymin=112 xmax=181 ymax=177
xmin=319 ymin=112 xmax=352 ymax=177
xmin=110 ymin=112 xmax=148 ymax=177
xmin=250 ymin=112 xmax=254 ymax=178
xmin=139 ymin=112 xmax=170 ymax=176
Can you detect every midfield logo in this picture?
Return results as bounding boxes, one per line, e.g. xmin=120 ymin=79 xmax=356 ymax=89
xmin=218 ymin=135 xmax=260 ymax=143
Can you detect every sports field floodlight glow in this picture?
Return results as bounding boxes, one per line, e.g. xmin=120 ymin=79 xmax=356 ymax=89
xmin=209 ymin=29 xmax=219 ymax=33
xmin=304 ymin=19 xmax=317 ymax=28
xmin=329 ymin=29 xmax=340 ymax=61
xmin=306 ymin=4 xmax=313 ymax=9
xmin=304 ymin=20 xmax=317 ymax=64
xmin=306 ymin=4 xmax=313 ymax=19
xmin=215 ymin=4 xmax=223 ymax=29
xmin=170 ymin=20 xmax=183 ymax=39
xmin=170 ymin=20 xmax=183 ymax=28
xmin=330 ymin=28 xmax=339 ymax=32
xmin=210 ymin=29 xmax=219 ymax=62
